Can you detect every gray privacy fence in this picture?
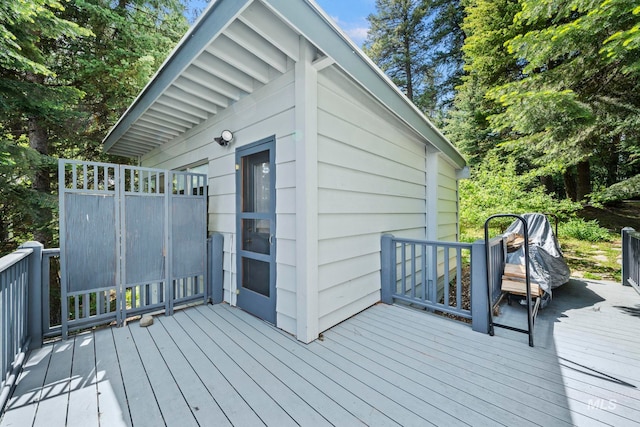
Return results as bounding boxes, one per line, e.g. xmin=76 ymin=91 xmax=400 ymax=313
xmin=622 ymin=227 xmax=640 ymax=295
xmin=380 ymin=234 xmax=492 ymax=333
xmin=58 ymin=160 xmax=211 ymax=338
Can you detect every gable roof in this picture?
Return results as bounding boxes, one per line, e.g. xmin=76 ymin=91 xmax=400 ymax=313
xmin=103 ymin=0 xmax=466 ymax=168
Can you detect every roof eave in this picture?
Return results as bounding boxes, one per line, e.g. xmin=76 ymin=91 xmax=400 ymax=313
xmin=102 ymin=0 xmax=252 ymax=154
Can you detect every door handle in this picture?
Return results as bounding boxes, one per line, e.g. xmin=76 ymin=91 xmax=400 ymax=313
xmin=269 ymin=235 xmax=274 ymax=245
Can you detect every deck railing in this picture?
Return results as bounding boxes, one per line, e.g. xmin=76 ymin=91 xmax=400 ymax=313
xmin=486 ymin=236 xmax=507 ymax=307
xmin=622 ymin=227 xmax=640 ymax=295
xmin=381 ymin=235 xmax=490 ymax=333
xmin=0 ymin=242 xmax=43 ymax=412
xmin=42 ymin=248 xmax=61 ymax=338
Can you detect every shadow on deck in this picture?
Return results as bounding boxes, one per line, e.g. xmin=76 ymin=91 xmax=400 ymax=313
xmin=1 ymin=279 xmax=639 ymax=426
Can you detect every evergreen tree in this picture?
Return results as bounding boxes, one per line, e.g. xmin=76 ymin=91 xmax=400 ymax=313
xmin=0 ymin=0 xmax=90 ymax=253
xmin=445 ymin=0 xmax=522 ymax=164
xmin=425 ymin=0 xmax=465 ymax=114
xmin=486 ymin=0 xmax=640 ymax=200
xmin=0 ymin=0 xmax=188 ymax=252
xmin=364 ymin=0 xmax=434 ymax=114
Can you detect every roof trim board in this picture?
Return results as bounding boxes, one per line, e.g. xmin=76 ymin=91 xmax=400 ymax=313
xmin=103 ymin=0 xmax=465 ymax=168
xmin=102 ymin=0 xmax=252 ymax=153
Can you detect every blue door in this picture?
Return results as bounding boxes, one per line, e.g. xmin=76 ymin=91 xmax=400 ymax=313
xmin=236 ymin=137 xmax=276 ymax=324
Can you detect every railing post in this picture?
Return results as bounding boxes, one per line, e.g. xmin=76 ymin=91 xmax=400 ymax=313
xmin=19 ymin=241 xmax=43 ymax=349
xmin=380 ymin=234 xmax=395 ymax=304
xmin=209 ymin=233 xmax=225 ymax=304
xmin=471 ymin=239 xmax=489 ymax=333
xmin=622 ymin=227 xmax=634 ymax=287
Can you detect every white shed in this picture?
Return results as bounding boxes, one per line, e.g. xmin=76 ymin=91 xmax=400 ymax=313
xmin=103 ymin=0 xmax=467 ymax=343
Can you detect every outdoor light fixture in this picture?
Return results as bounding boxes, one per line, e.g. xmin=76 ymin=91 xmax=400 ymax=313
xmin=215 ymin=130 xmax=234 ymax=147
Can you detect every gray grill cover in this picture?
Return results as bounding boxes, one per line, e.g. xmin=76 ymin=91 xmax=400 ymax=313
xmin=505 ymin=213 xmax=571 ymax=296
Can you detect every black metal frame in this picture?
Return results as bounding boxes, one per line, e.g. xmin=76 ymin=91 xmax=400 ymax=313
xmin=484 ymin=214 xmax=537 ymax=347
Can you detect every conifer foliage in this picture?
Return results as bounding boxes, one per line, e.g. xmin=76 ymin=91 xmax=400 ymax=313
xmin=0 ymin=0 xmax=188 ymax=253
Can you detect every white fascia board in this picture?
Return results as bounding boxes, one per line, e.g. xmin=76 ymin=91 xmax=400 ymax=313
xmin=265 ymin=0 xmax=466 ymax=168
xmin=102 ymin=0 xmax=252 ymax=153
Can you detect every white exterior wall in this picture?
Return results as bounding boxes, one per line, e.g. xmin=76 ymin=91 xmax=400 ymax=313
xmin=426 ymin=151 xmax=461 ymax=282
xmin=316 ymin=67 xmax=432 ymax=332
xmin=427 ymin=153 xmax=460 ymax=242
xmin=437 ymin=159 xmax=459 ymax=241
xmin=140 ymin=69 xmax=299 ymax=336
xmin=137 ymin=60 xmax=462 ymax=340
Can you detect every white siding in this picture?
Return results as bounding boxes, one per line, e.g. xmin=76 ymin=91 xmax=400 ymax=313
xmin=426 ymin=153 xmax=461 ymax=285
xmin=141 ymin=69 xmax=299 ymax=336
xmin=437 ymin=158 xmax=459 ymax=241
xmin=316 ymin=68 xmax=429 ymax=332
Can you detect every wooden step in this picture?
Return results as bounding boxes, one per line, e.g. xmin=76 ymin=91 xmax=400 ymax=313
xmin=501 ymin=277 xmax=543 ymax=297
xmin=504 ymin=263 xmax=526 ymax=279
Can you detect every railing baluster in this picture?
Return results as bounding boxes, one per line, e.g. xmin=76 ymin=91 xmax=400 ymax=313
xmin=410 ymin=244 xmax=416 ymax=299
xmin=0 ymin=247 xmax=36 ymax=405
xmin=622 ymin=228 xmax=640 ymax=295
xmin=430 ymin=244 xmax=437 ymax=303
xmin=443 ymin=246 xmax=450 ymax=307
xmin=401 ymin=243 xmax=407 ymax=297
xmin=421 ymin=244 xmax=427 ymax=302
xmin=456 ymin=247 xmax=463 ymax=310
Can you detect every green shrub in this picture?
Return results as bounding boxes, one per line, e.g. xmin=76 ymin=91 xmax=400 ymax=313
xmin=590 ymin=174 xmax=640 ymax=204
xmin=560 ymin=218 xmax=612 ymax=242
xmin=460 ymin=153 xmax=580 ymax=229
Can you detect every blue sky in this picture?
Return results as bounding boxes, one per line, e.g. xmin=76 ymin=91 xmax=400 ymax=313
xmin=188 ymin=1 xmax=376 ymax=47
xmin=314 ymin=0 xmax=376 ymax=46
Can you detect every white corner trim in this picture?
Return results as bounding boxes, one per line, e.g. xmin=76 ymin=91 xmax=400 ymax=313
xmin=295 ymin=37 xmax=320 ymax=343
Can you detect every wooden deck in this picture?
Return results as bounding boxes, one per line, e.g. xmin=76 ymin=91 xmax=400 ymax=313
xmin=1 ymin=279 xmax=639 ymax=426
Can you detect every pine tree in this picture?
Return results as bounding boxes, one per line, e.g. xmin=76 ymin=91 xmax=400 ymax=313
xmin=486 ymin=0 xmax=640 ymax=200
xmin=364 ymin=0 xmax=434 ymax=114
xmin=0 ymin=0 xmax=188 ymax=252
xmin=425 ymin=0 xmax=465 ymax=114
xmin=0 ymin=0 xmax=90 ymax=252
xmin=445 ymin=0 xmax=522 ymax=164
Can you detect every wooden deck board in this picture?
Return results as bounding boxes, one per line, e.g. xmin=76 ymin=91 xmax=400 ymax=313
xmin=202 ymin=306 xmax=355 ymax=426
xmin=156 ymin=314 xmax=261 ymax=427
xmin=186 ymin=307 xmax=331 ymax=427
xmin=93 ymin=327 xmax=130 ymax=427
xmin=146 ymin=316 xmax=232 ymax=427
xmin=172 ymin=310 xmax=297 ymax=427
xmin=1 ymin=278 xmax=639 ymax=427
xmin=0 ymin=346 xmax=52 ymax=427
xmin=110 ymin=325 xmax=164 ymax=427
xmin=376 ymin=299 xmax=640 ymax=403
xmin=329 ymin=321 xmax=547 ymax=426
xmin=66 ymin=334 xmax=99 ymax=427
xmin=32 ymin=339 xmax=74 ymax=427
xmin=317 ymin=330 xmax=509 ymax=426
xmin=127 ymin=324 xmax=199 ymax=427
xmin=216 ymin=304 xmax=400 ymax=427
xmin=355 ymin=306 xmax=635 ymax=426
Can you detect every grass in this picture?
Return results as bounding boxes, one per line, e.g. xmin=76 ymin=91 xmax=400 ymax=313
xmin=461 ymin=226 xmax=622 ymax=282
xmin=559 ymin=234 xmax=621 ymax=282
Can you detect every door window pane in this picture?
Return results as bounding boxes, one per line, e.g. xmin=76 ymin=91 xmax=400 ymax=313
xmin=242 ymin=219 xmax=270 ymax=255
xmin=242 ymin=258 xmax=270 ymax=297
xmin=242 ymin=150 xmax=270 ymax=213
